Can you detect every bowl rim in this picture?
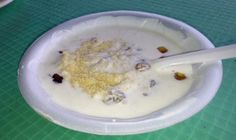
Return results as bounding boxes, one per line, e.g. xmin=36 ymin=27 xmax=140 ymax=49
xmin=18 ymin=10 xmax=223 ymax=135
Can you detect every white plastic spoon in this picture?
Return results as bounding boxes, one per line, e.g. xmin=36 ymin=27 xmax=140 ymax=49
xmin=150 ymin=44 xmax=236 ymax=68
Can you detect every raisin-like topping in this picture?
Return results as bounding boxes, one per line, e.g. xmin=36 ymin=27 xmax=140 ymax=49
xmin=157 ymin=46 xmax=168 ymax=53
xmin=135 ymin=62 xmax=151 ymax=72
xmin=174 ymin=72 xmax=187 ymax=80
xmin=150 ymin=80 xmax=157 ymax=88
xmin=52 ymin=73 xmax=63 ymax=83
xmin=103 ymin=89 xmax=126 ymax=105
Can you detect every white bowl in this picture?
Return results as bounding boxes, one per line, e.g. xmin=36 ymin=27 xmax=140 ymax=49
xmin=0 ymin=0 xmax=13 ymax=8
xmin=18 ymin=11 xmax=222 ymax=135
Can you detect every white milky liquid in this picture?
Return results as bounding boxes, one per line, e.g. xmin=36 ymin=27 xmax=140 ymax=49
xmin=38 ymin=17 xmax=194 ymax=118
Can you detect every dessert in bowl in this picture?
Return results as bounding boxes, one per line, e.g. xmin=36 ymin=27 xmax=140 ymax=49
xmin=18 ymin=11 xmax=222 ymax=135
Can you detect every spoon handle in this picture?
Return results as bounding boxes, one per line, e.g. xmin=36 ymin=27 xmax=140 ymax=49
xmin=152 ymin=44 xmax=236 ymax=68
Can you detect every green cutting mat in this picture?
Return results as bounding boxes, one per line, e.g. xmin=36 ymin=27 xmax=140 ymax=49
xmin=1 ymin=0 xmax=236 ymax=139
